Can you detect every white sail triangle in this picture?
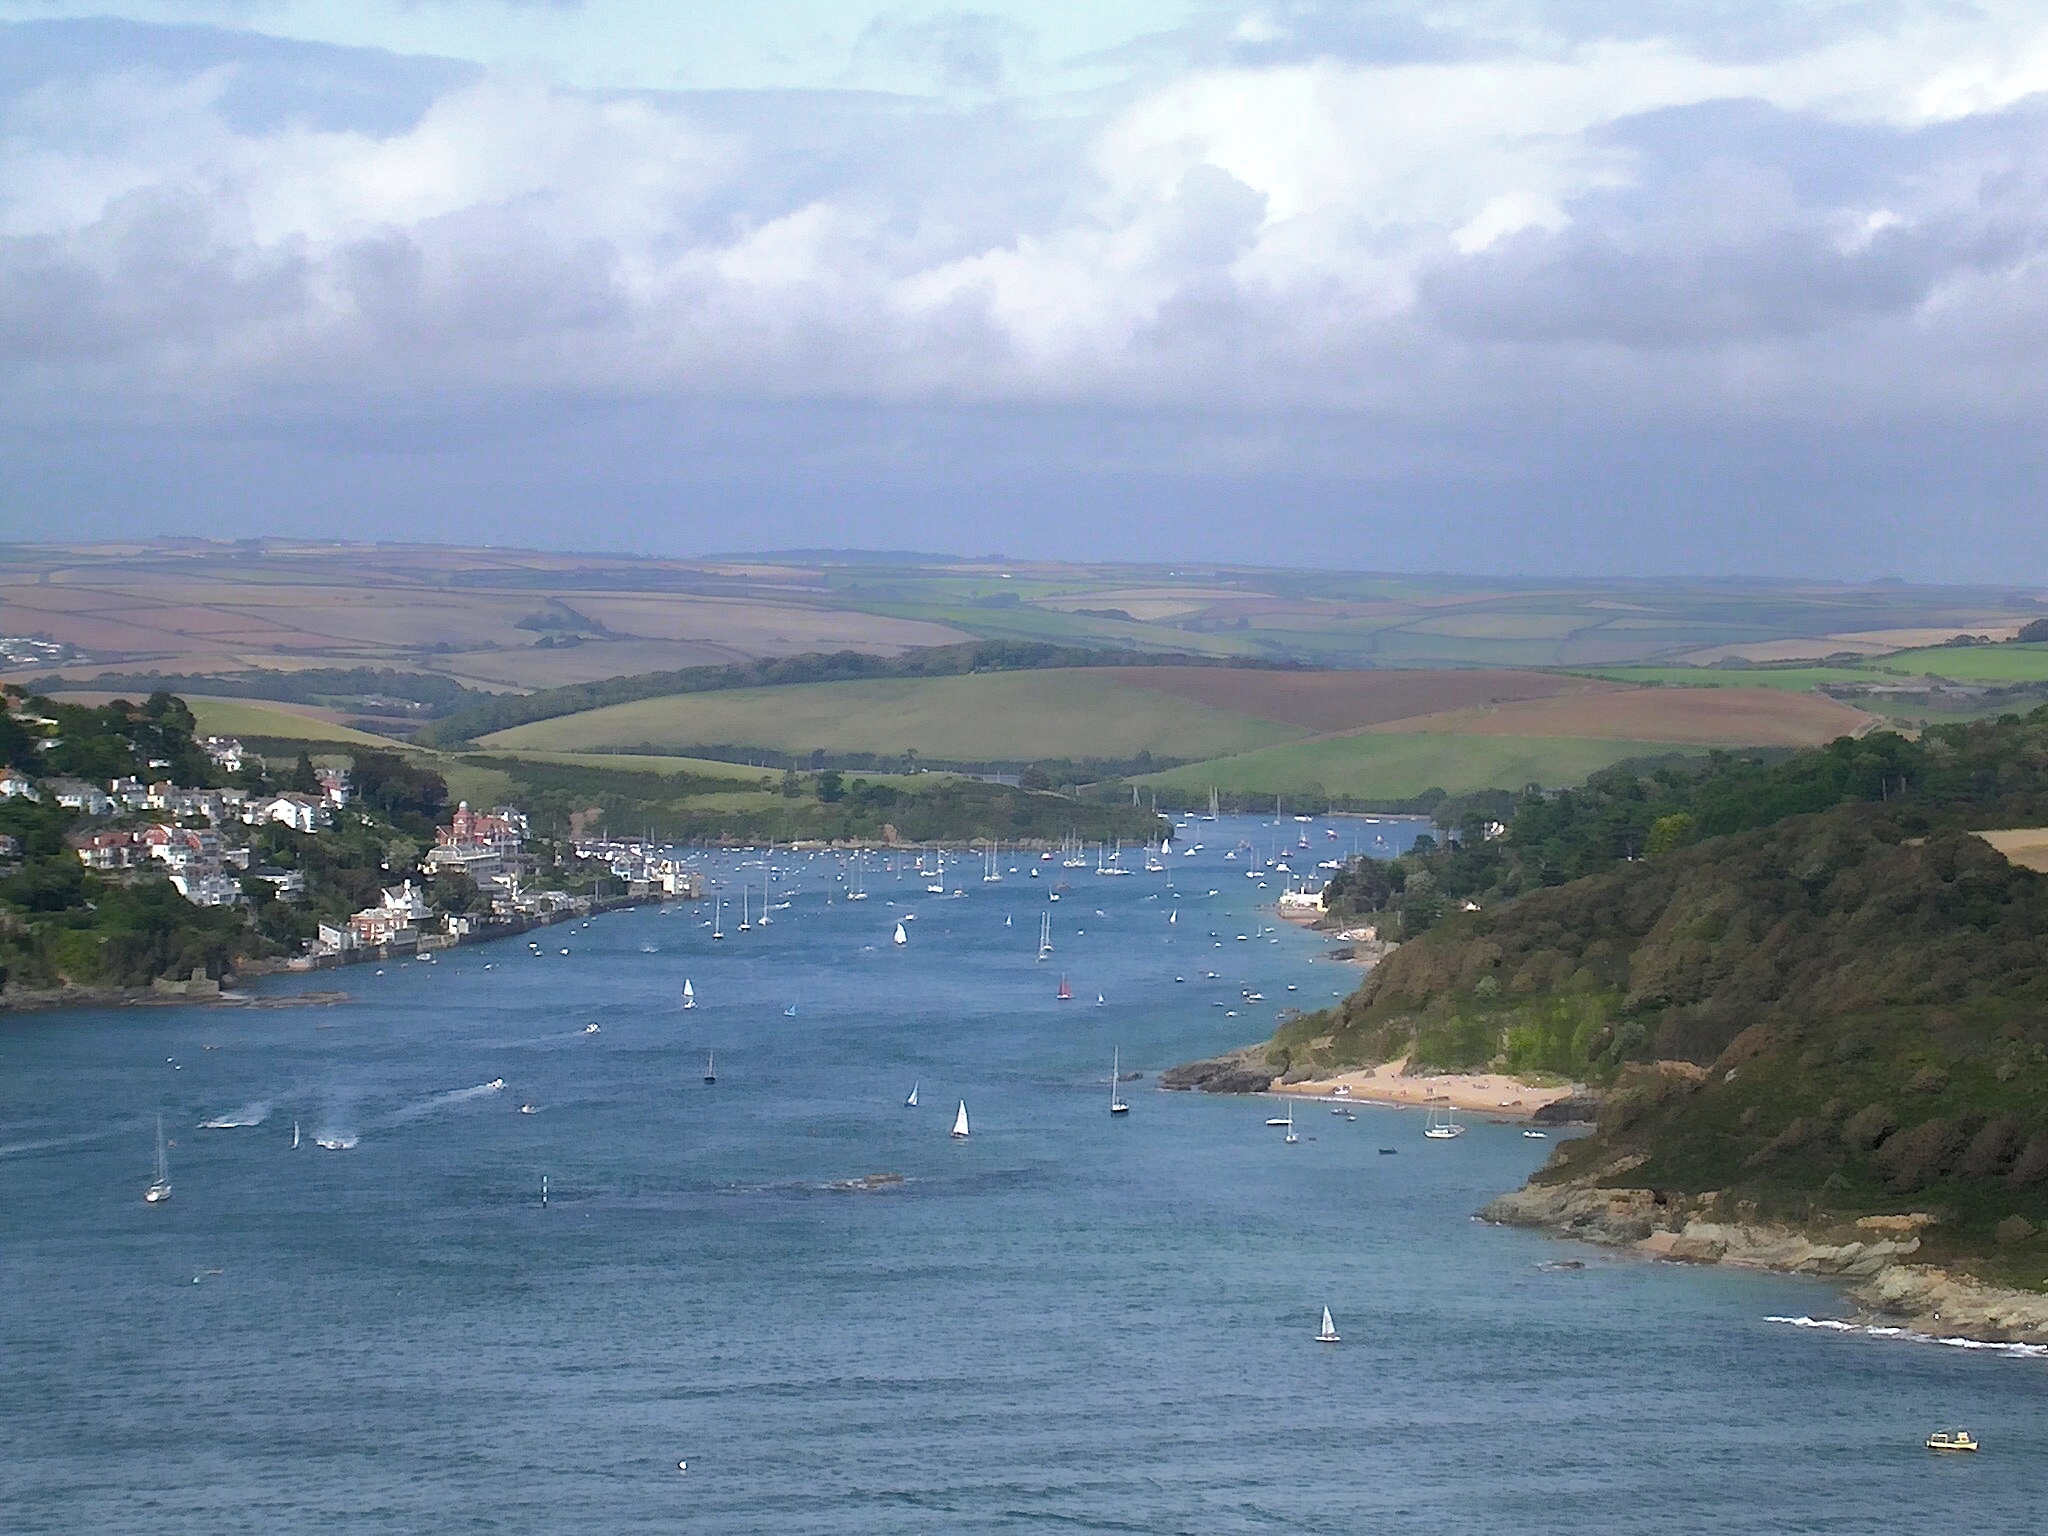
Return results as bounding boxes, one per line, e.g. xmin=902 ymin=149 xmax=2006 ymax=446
xmin=950 ymin=1100 xmax=970 ymax=1138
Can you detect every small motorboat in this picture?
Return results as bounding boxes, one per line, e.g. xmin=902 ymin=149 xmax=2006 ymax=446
xmin=1523 ymin=1129 xmax=1549 ymax=1139
xmin=1926 ymin=1430 xmax=1979 ymax=1453
xmin=1378 ymin=1147 xmax=1398 ymax=1155
xmin=583 ymin=1023 xmax=600 ymax=1035
xmin=520 ymin=1103 xmax=538 ymax=1115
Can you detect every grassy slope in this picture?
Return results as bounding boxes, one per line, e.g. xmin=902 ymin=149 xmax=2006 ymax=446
xmin=481 ymin=670 xmax=1305 ymax=762
xmin=1137 ymin=733 xmax=1693 ymax=799
xmin=1562 ymin=666 xmax=1876 ymax=691
xmin=181 ymin=698 xmax=396 ymax=747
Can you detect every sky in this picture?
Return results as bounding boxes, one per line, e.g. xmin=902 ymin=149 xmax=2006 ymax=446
xmin=3 ymin=1 xmax=2048 ymax=579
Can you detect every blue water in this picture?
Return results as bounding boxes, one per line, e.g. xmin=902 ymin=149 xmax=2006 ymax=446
xmin=2 ymin=816 xmax=2041 ymax=1532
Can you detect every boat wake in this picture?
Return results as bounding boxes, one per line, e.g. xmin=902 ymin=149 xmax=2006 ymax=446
xmin=0 ymin=1116 xmax=149 ymax=1159
xmin=313 ymin=1133 xmax=358 ymax=1151
xmin=377 ymin=1079 xmax=508 ymax=1129
xmin=1765 ymin=1315 xmax=2048 ymax=1359
xmin=199 ymin=1100 xmax=272 ymax=1129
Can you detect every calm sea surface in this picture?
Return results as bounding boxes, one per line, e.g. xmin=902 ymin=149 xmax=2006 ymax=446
xmin=3 ymin=816 xmax=2043 ymax=1532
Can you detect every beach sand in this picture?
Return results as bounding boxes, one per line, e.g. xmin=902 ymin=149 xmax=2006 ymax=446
xmin=1272 ymin=1057 xmax=1576 ymax=1119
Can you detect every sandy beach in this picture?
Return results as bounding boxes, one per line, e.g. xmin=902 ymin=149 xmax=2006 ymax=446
xmin=1270 ymin=1057 xmax=1578 ymax=1118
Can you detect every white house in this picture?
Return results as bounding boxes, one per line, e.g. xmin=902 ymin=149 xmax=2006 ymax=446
xmin=170 ymin=871 xmax=246 ymax=907
xmin=0 ymin=771 xmax=36 ymax=801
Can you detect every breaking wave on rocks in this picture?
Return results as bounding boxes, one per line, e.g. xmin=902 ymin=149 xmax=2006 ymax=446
xmin=1766 ymin=1315 xmax=2048 ymax=1359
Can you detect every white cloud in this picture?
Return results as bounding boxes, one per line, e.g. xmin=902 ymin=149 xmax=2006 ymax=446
xmin=6 ymin=4 xmax=2048 ymax=444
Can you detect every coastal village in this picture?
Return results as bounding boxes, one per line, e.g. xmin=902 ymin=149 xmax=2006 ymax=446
xmin=0 ymin=689 xmax=700 ymax=983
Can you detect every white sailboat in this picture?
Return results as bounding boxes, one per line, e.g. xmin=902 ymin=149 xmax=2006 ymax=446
xmin=905 ymin=1081 xmax=919 ymax=1108
xmin=144 ymin=1114 xmax=171 ymax=1203
xmin=847 ymin=859 xmax=868 ymax=900
xmin=1284 ymin=1103 xmax=1299 ymax=1144
xmin=1424 ymin=1103 xmax=1465 ymax=1139
xmin=950 ymin=1100 xmax=970 ymax=1139
xmin=893 ymin=921 xmax=908 ymax=946
xmin=1037 ymin=910 xmax=1053 ymax=960
xmin=1168 ymin=908 xmax=1177 ymax=925
xmin=926 ymin=854 xmax=945 ymax=895
xmin=291 ymin=1120 xmax=300 ymax=1149
xmin=1110 ymin=1048 xmax=1129 ymax=1115
xmin=682 ymin=978 xmax=696 ymax=1009
xmin=738 ymin=887 xmax=751 ymax=933
xmin=703 ymin=1049 xmax=717 ymax=1085
xmin=1316 ymin=1306 xmax=1341 ymax=1343
xmin=712 ymin=897 xmax=724 ymax=940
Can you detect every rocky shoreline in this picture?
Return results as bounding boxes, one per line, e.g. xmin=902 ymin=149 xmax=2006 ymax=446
xmin=1483 ymin=1164 xmax=2048 ymax=1345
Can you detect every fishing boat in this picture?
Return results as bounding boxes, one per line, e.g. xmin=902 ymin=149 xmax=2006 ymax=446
xmin=1057 ymin=974 xmax=1072 ymax=1001
xmin=1424 ymin=1104 xmax=1465 ymax=1139
xmin=1926 ymin=1430 xmax=1979 ymax=1453
xmin=702 ymin=1050 xmax=717 ymax=1085
xmin=950 ymin=1100 xmax=970 ymax=1139
xmin=893 ymin=921 xmax=908 ymax=946
xmin=905 ymin=1081 xmax=919 ymax=1108
xmin=1110 ymin=1048 xmax=1130 ymax=1115
xmin=682 ymin=979 xmax=696 ymax=1009
xmin=144 ymin=1115 xmax=172 ymax=1204
xmin=1316 ymin=1306 xmax=1341 ymax=1343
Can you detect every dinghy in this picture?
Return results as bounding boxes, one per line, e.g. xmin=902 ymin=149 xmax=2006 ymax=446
xmin=950 ymin=1100 xmax=970 ymax=1139
xmin=1316 ymin=1306 xmax=1341 ymax=1343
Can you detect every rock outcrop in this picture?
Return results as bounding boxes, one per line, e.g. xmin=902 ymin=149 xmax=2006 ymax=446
xmin=1482 ymin=1170 xmax=2048 ymax=1344
xmin=1158 ymin=1047 xmax=1273 ymax=1094
xmin=1530 ymin=1094 xmax=1601 ymax=1126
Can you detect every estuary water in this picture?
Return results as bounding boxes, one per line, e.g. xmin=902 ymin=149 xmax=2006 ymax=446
xmin=1 ymin=815 xmax=2042 ymax=1532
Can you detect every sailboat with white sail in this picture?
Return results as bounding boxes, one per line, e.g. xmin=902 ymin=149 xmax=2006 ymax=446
xmin=847 ymin=858 xmax=868 ymax=900
xmin=893 ymin=921 xmax=908 ymax=946
xmin=1109 ymin=1048 xmax=1129 ymax=1115
xmin=950 ymin=1100 xmax=970 ymax=1139
xmin=711 ymin=897 xmax=724 ymax=940
xmin=905 ymin=1081 xmax=919 ymax=1108
xmin=682 ymin=978 xmax=696 ymax=1009
xmin=1316 ymin=1306 xmax=1341 ymax=1343
xmin=926 ymin=854 xmax=945 ymax=895
xmin=1037 ymin=910 xmax=1053 ymax=960
xmin=1423 ymin=1103 xmax=1465 ymax=1139
xmin=737 ymin=887 xmax=751 ymax=933
xmin=144 ymin=1115 xmax=171 ymax=1203
xmin=1283 ymin=1103 xmax=1299 ymax=1144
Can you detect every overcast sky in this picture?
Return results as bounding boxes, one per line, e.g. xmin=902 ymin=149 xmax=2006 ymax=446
xmin=3 ymin=2 xmax=2048 ymax=578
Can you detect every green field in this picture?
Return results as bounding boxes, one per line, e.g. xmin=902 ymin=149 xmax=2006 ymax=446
xmin=1138 ymin=732 xmax=1699 ymax=801
xmin=481 ymin=670 xmax=1304 ymax=763
xmin=182 ymin=698 xmax=396 ymax=747
xmin=1868 ymin=642 xmax=2048 ymax=683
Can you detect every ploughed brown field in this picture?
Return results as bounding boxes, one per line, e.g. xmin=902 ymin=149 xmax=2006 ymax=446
xmin=1102 ymin=666 xmax=1620 ymax=732
xmin=1362 ymin=687 xmax=1878 ymax=746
